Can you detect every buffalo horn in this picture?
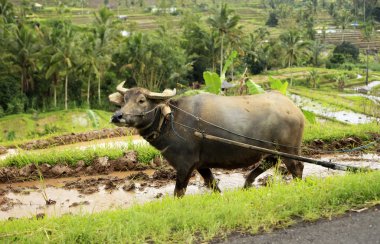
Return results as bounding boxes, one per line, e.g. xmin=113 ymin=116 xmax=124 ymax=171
xmin=109 ymin=92 xmax=124 ymax=105
xmin=117 ymin=81 xmax=128 ymax=94
xmin=146 ymin=89 xmax=176 ymax=99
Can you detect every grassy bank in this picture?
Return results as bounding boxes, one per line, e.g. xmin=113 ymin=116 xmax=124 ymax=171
xmin=303 ymin=121 xmax=379 ymax=143
xmin=0 ymin=109 xmax=113 ymax=144
xmin=0 ymin=141 xmax=160 ymax=167
xmin=1 ymin=171 xmax=380 ymax=242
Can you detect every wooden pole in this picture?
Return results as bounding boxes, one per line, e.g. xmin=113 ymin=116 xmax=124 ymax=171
xmin=194 ymin=132 xmax=372 ymax=172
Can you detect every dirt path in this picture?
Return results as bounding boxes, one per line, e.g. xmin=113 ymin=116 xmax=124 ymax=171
xmin=217 ymin=205 xmax=380 ymax=244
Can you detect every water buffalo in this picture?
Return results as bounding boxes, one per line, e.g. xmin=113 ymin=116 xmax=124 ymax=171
xmin=109 ymin=82 xmax=304 ymax=197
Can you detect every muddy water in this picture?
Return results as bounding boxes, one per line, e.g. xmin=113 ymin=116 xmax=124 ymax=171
xmin=354 ymin=81 xmax=380 ymax=92
xmin=1 ymin=154 xmax=379 ymax=220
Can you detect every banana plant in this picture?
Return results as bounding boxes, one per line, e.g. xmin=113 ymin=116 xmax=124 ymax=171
xmin=247 ymin=77 xmax=316 ymax=124
xmin=203 ymin=50 xmax=237 ymax=94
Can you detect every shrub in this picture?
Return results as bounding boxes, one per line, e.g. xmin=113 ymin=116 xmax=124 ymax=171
xmin=332 ymin=42 xmax=359 ymax=63
xmin=372 ymin=7 xmax=380 ymax=22
xmin=266 ymin=12 xmax=278 ymax=27
xmin=6 ymin=97 xmax=25 ymax=114
xmin=0 ymin=106 xmax=4 ymax=118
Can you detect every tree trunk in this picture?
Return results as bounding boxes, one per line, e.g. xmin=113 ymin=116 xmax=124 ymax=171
xmin=98 ymin=74 xmax=101 ymax=106
xmin=231 ymin=62 xmax=234 ymax=81
xmin=54 ymin=85 xmax=57 ymax=108
xmin=87 ymin=75 xmax=91 ymax=106
xmin=21 ymin=74 xmax=24 ymax=93
xmin=65 ymin=74 xmax=68 ymax=110
xmin=366 ymin=45 xmax=369 ymax=86
xmin=220 ymin=33 xmax=224 ymax=77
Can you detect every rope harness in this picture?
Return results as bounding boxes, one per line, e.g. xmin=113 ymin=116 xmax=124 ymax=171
xmin=166 ymin=102 xmax=379 ymax=154
xmin=122 ymin=101 xmax=379 ymax=154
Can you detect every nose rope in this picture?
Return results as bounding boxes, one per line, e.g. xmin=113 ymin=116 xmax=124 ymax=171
xmin=120 ymin=105 xmax=162 ymax=117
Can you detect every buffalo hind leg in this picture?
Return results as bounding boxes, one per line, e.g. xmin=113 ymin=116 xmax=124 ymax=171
xmin=244 ymin=156 xmax=278 ymax=188
xmin=197 ymin=168 xmax=221 ymax=193
xmin=174 ymin=166 xmax=195 ymax=197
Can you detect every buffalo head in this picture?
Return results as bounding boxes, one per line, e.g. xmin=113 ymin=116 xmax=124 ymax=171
xmin=109 ymin=81 xmax=176 ymax=129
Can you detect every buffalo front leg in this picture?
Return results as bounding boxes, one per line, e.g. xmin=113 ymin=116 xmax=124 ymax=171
xmin=197 ymin=168 xmax=221 ymax=193
xmin=174 ymin=166 xmax=195 ymax=197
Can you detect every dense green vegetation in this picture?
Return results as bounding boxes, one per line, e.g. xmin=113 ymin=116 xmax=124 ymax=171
xmin=1 ymin=0 xmax=380 ymax=115
xmin=1 ymin=171 xmax=380 ymax=242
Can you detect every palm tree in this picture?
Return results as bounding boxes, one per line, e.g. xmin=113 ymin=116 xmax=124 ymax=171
xmin=41 ymin=21 xmax=64 ymax=108
xmin=308 ymin=69 xmax=319 ymax=88
xmin=46 ymin=22 xmax=79 ymax=110
xmin=121 ymin=33 xmax=166 ymax=91
xmin=93 ymin=7 xmax=117 ymax=105
xmin=80 ymin=33 xmax=99 ymax=106
xmin=207 ymin=3 xmax=240 ymax=77
xmin=8 ymin=23 xmax=40 ymax=94
xmin=362 ymin=20 xmax=375 ymax=85
xmin=335 ymin=9 xmax=353 ymax=42
xmin=0 ymin=0 xmax=15 ymax=23
xmin=181 ymin=14 xmax=217 ymax=80
xmin=244 ymin=27 xmax=270 ymax=73
xmin=310 ymin=39 xmax=325 ymax=67
xmin=279 ymin=29 xmax=311 ymax=67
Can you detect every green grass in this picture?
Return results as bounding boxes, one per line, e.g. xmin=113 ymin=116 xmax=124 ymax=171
xmin=303 ymin=121 xmax=379 ymax=143
xmin=0 ymin=140 xmax=160 ymax=168
xmin=372 ymin=84 xmax=380 ymax=93
xmin=0 ymin=109 xmax=114 ymax=144
xmin=1 ymin=171 xmax=380 ymax=243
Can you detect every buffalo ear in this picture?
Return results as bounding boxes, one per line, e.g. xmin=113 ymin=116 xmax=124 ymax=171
xmin=109 ymin=92 xmax=124 ymax=106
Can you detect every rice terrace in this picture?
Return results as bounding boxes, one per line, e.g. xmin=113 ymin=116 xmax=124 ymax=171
xmin=0 ymin=0 xmax=380 ymax=243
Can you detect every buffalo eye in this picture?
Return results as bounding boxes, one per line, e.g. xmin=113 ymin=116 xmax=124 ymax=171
xmin=138 ymin=97 xmax=146 ymax=105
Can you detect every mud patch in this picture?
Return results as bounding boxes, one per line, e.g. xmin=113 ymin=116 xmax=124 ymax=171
xmin=0 ymin=146 xmax=6 ymax=155
xmin=0 ymin=151 xmax=153 ymax=183
xmin=152 ymin=168 xmax=176 ymax=180
xmin=63 ymin=176 xmax=127 ymax=194
xmin=69 ymin=201 xmax=90 ymax=208
xmin=303 ymin=135 xmax=380 ymax=155
xmin=0 ymin=196 xmax=21 ymax=211
xmin=127 ymin=172 xmax=150 ymax=181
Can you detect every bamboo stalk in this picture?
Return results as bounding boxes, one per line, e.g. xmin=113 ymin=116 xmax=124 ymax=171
xmin=194 ymin=132 xmax=372 ymax=172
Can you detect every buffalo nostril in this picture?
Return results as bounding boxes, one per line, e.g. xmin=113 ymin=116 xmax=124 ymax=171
xmin=111 ymin=111 xmax=123 ymax=123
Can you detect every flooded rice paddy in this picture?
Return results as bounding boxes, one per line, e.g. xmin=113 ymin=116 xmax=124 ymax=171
xmin=1 ymin=153 xmax=379 ymax=220
xmin=291 ymin=94 xmax=379 ymax=124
